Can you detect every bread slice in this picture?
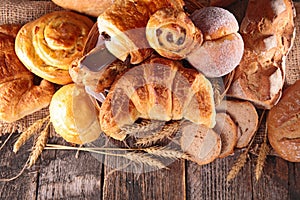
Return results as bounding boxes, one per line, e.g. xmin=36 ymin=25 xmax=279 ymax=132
xmin=214 ymin=112 xmax=238 ymax=158
xmin=180 ymin=121 xmax=221 ymax=165
xmin=216 ymin=100 xmax=258 ymax=148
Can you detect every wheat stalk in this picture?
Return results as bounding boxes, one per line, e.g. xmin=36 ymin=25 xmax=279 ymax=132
xmin=255 ymin=125 xmax=270 ymax=181
xmin=120 ymin=119 xmax=165 ymax=136
xmin=135 ymin=121 xmax=181 ymax=146
xmin=124 ymin=152 xmax=167 ymax=170
xmin=143 ymin=146 xmax=191 ymax=160
xmin=28 ymin=122 xmax=50 ymax=168
xmin=0 ymin=123 xmax=20 ymax=136
xmin=13 ymin=115 xmax=50 ymax=153
xmin=226 ymin=150 xmax=248 ymax=182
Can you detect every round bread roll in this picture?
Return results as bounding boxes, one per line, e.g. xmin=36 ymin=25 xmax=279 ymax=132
xmin=267 ymin=80 xmax=300 ymax=162
xmin=15 ymin=11 xmax=93 ymax=85
xmin=49 ymin=84 xmax=102 ymax=144
xmin=191 ymin=7 xmax=239 ymax=40
xmin=187 ymin=33 xmax=244 ymax=77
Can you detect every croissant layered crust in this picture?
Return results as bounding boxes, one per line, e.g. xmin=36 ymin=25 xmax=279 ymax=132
xmin=97 ymin=0 xmax=185 ymax=64
xmin=15 ymin=11 xmax=93 ymax=85
xmin=99 ymin=57 xmax=216 ymax=140
xmin=146 ymin=7 xmax=203 ymax=60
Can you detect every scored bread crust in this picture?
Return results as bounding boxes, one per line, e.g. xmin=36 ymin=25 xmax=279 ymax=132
xmin=267 ymin=80 xmax=300 ymax=162
xmin=0 ymin=24 xmax=55 ymax=123
xmin=99 ymin=57 xmax=216 ymax=140
xmin=15 ymin=11 xmax=93 ymax=85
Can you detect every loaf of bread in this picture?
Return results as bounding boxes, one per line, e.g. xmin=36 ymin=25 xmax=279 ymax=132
xmin=187 ymin=7 xmax=244 ymax=77
xmin=49 ymin=84 xmax=102 ymax=144
xmin=0 ymin=24 xmax=55 ymax=123
xmin=51 ymin=0 xmax=113 ymax=17
xmin=146 ymin=7 xmax=203 ymax=60
xmin=216 ymin=100 xmax=258 ymax=148
xmin=15 ymin=11 xmax=94 ymax=85
xmin=99 ymin=57 xmax=215 ymax=140
xmin=226 ymin=0 xmax=295 ymax=109
xmin=97 ymin=0 xmax=184 ymax=64
xmin=180 ymin=121 xmax=221 ymax=165
xmin=267 ymin=80 xmax=300 ymax=162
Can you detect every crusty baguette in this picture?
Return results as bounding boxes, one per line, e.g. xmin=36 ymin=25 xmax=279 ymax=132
xmin=214 ymin=112 xmax=238 ymax=158
xmin=216 ymin=100 xmax=258 ymax=148
xmin=180 ymin=121 xmax=221 ymax=165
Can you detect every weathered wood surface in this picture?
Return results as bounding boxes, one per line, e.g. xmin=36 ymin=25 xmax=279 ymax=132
xmin=0 ymin=1 xmax=300 ymax=200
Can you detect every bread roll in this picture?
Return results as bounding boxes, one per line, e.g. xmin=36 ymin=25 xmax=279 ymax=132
xmin=51 ymin=0 xmax=113 ymax=17
xmin=49 ymin=84 xmax=102 ymax=144
xmin=0 ymin=24 xmax=55 ymax=123
xmin=267 ymin=80 xmax=300 ymax=162
xmin=99 ymin=57 xmax=215 ymax=140
xmin=146 ymin=7 xmax=203 ymax=60
xmin=15 ymin=11 xmax=93 ymax=85
xmin=97 ymin=0 xmax=184 ymax=64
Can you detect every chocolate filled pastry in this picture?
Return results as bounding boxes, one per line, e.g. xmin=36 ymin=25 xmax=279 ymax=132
xmin=0 ymin=24 xmax=55 ymax=122
xmin=146 ymin=7 xmax=203 ymax=60
xmin=99 ymin=57 xmax=215 ymax=140
xmin=15 ymin=11 xmax=94 ymax=85
xmin=97 ymin=0 xmax=185 ymax=64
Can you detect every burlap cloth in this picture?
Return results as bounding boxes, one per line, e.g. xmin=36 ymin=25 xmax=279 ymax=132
xmin=0 ymin=0 xmax=299 ymax=154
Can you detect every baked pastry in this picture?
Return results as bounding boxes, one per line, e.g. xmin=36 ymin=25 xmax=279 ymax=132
xmin=146 ymin=7 xmax=203 ymax=60
xmin=97 ymin=0 xmax=184 ymax=64
xmin=99 ymin=57 xmax=215 ymax=140
xmin=267 ymin=80 xmax=300 ymax=162
xmin=216 ymin=100 xmax=258 ymax=148
xmin=15 ymin=11 xmax=94 ymax=85
xmin=49 ymin=84 xmax=102 ymax=144
xmin=51 ymin=0 xmax=113 ymax=17
xmin=180 ymin=121 xmax=221 ymax=165
xmin=214 ymin=112 xmax=238 ymax=158
xmin=226 ymin=0 xmax=295 ymax=109
xmin=0 ymin=24 xmax=55 ymax=123
xmin=187 ymin=7 xmax=244 ymax=77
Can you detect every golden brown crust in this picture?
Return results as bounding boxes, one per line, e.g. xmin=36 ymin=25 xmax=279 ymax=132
xmin=97 ymin=0 xmax=185 ymax=64
xmin=267 ymin=80 xmax=300 ymax=162
xmin=15 ymin=11 xmax=93 ymax=85
xmin=99 ymin=57 xmax=215 ymax=140
xmin=0 ymin=24 xmax=55 ymax=123
xmin=146 ymin=7 xmax=203 ymax=60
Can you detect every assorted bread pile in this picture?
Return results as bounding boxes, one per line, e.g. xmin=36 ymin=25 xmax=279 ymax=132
xmin=0 ymin=0 xmax=299 ymax=164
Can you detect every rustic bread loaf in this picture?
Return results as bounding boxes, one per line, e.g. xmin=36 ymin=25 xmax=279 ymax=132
xmin=267 ymin=80 xmax=300 ymax=162
xmin=180 ymin=121 xmax=221 ymax=165
xmin=214 ymin=112 xmax=238 ymax=158
xmin=216 ymin=100 xmax=258 ymax=148
xmin=0 ymin=24 xmax=55 ymax=123
xmin=49 ymin=84 xmax=102 ymax=144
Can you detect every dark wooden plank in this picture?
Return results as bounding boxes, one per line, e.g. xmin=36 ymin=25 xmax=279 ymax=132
xmin=0 ymin=134 xmax=38 ymax=199
xmin=186 ymin=153 xmax=253 ymax=200
xmin=103 ymin=155 xmax=186 ymax=200
xmin=288 ymin=162 xmax=300 ymax=199
xmin=36 ymin=138 xmax=104 ymax=200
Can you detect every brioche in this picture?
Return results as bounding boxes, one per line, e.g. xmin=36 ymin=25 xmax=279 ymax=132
xmin=15 ymin=11 xmax=93 ymax=85
xmin=180 ymin=121 xmax=221 ymax=165
xmin=97 ymin=0 xmax=184 ymax=64
xmin=214 ymin=112 xmax=238 ymax=158
xmin=146 ymin=7 xmax=203 ymax=60
xmin=227 ymin=0 xmax=295 ymax=109
xmin=49 ymin=84 xmax=101 ymax=144
xmin=0 ymin=24 xmax=55 ymax=123
xmin=51 ymin=0 xmax=113 ymax=17
xmin=99 ymin=57 xmax=215 ymax=140
xmin=267 ymin=80 xmax=300 ymax=162
xmin=216 ymin=100 xmax=258 ymax=148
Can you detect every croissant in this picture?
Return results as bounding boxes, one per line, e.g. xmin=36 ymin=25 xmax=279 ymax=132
xmin=99 ymin=57 xmax=216 ymax=140
xmin=97 ymin=0 xmax=185 ymax=64
xmin=0 ymin=24 xmax=55 ymax=123
xmin=146 ymin=7 xmax=203 ymax=60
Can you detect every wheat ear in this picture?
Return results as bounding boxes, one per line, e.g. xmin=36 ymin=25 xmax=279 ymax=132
xmin=120 ymin=119 xmax=165 ymax=136
xmin=226 ymin=150 xmax=248 ymax=182
xmin=143 ymin=146 xmax=191 ymax=160
xmin=13 ymin=115 xmax=50 ymax=153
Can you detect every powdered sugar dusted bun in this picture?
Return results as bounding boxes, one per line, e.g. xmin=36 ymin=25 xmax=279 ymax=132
xmin=187 ymin=33 xmax=244 ymax=77
xmin=191 ymin=7 xmax=239 ymax=40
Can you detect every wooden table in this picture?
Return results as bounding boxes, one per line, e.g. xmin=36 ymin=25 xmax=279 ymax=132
xmin=1 ymin=1 xmax=300 ymax=199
